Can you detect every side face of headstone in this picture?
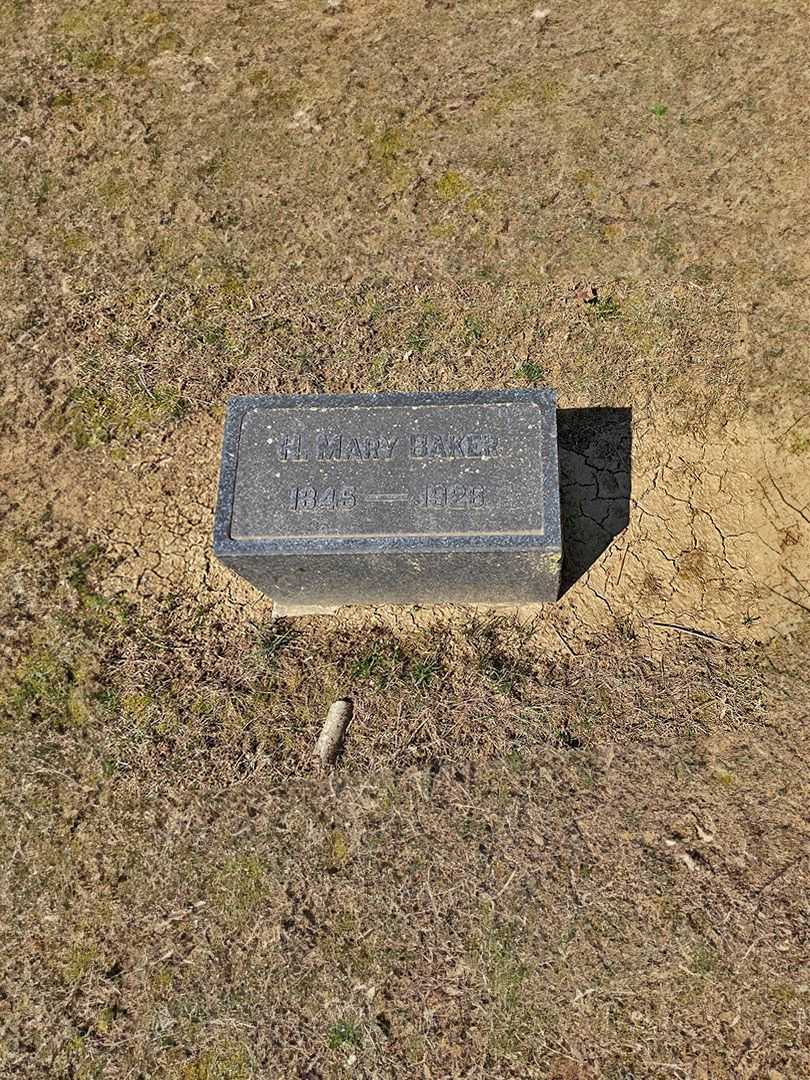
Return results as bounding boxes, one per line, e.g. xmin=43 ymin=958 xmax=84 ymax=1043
xmin=213 ymin=390 xmax=561 ymax=609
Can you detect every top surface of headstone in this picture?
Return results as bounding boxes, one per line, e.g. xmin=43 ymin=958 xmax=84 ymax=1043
xmin=216 ymin=390 xmax=559 ymax=551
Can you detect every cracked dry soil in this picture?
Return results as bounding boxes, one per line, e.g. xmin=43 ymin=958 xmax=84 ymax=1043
xmin=25 ymin=397 xmax=810 ymax=649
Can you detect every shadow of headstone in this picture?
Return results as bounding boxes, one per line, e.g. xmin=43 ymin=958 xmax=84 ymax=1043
xmin=557 ymin=407 xmax=632 ymax=595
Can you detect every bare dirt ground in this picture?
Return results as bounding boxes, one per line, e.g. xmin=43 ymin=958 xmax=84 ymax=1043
xmin=1 ymin=2 xmax=809 ymax=1077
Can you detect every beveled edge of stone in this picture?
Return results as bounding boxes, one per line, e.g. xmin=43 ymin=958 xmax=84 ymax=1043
xmin=213 ymin=388 xmax=560 ymax=559
xmin=271 ymin=600 xmax=549 ymax=621
xmin=271 ymin=600 xmax=342 ymax=618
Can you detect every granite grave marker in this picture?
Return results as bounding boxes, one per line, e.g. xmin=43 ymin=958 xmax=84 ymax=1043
xmin=213 ymin=389 xmax=561 ymax=611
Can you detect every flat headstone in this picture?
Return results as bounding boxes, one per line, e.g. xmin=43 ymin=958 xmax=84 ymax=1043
xmin=213 ymin=390 xmax=561 ymax=611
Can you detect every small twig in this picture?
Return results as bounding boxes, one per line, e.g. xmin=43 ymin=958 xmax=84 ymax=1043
xmin=491 ymin=868 xmax=517 ymax=903
xmin=778 ymin=410 xmax=810 ymax=442
xmin=615 ymin=542 xmax=630 ymax=588
xmin=549 ymin=622 xmax=575 ymax=655
xmin=650 ymin=621 xmax=740 ymax=648
xmin=753 ymin=853 xmax=806 ymax=900
xmin=314 ymin=698 xmax=353 ymax=767
xmin=136 ymin=369 xmax=155 ymax=399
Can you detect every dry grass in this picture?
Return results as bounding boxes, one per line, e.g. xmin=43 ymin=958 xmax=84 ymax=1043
xmin=2 ymin=0 xmax=810 ymax=1076
xmin=2 ymin=633 xmax=808 ymax=1076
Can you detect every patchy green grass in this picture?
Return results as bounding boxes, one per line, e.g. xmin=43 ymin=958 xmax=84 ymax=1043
xmin=434 ymin=169 xmax=470 ymax=201
xmin=482 ymin=923 xmax=527 ymax=1012
xmin=255 ymin=621 xmax=299 ymax=664
xmin=593 ymin=296 xmax=621 ymax=321
xmin=368 ymin=126 xmax=414 ymax=188
xmin=211 ymin=855 xmax=268 ymax=914
xmin=5 ymin=643 xmax=93 ymax=730
xmin=348 ymin=635 xmax=443 ymax=693
xmin=327 ymin=828 xmax=351 ymax=868
xmin=327 ymin=1019 xmax=362 ymax=1050
xmin=517 ymin=360 xmax=544 ymax=385
xmin=405 ymin=301 xmax=442 ymax=354
xmin=409 ymin=652 xmax=442 ymax=689
xmin=350 ymin=639 xmax=407 ymax=687
xmin=61 ymin=383 xmax=186 ymax=448
xmin=60 ymin=943 xmax=100 ymax=985
xmin=463 ymin=313 xmax=486 ymax=343
xmin=477 ymin=652 xmax=525 ymax=695
xmin=178 ymin=1043 xmax=253 ymax=1080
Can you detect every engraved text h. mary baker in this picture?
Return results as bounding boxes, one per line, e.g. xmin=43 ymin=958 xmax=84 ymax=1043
xmin=273 ymin=431 xmax=501 ymax=462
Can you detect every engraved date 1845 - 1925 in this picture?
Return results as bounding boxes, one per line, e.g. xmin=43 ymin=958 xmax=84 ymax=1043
xmin=288 ymin=484 xmax=485 ymax=511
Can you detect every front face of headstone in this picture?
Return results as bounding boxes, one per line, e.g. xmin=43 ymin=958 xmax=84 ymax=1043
xmin=214 ymin=390 xmax=561 ymax=609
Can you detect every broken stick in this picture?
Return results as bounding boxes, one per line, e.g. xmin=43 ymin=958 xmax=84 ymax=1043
xmin=314 ymin=698 xmax=353 ymax=766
